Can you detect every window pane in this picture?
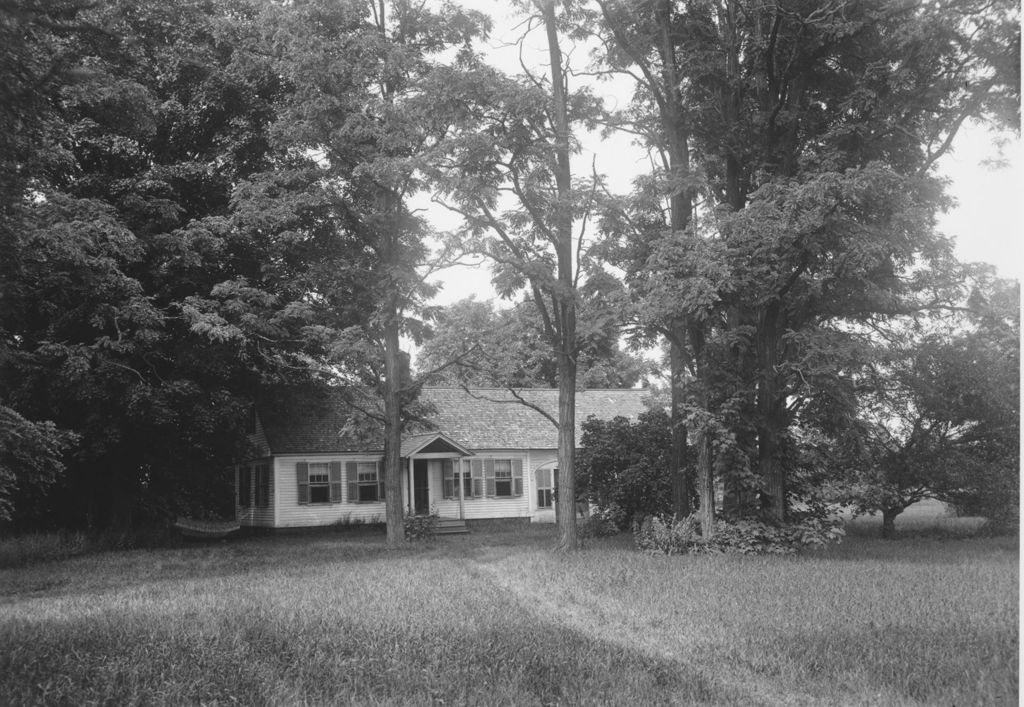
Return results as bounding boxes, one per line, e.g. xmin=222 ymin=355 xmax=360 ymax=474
xmin=310 ymin=485 xmax=330 ymax=503
xmin=358 ymin=484 xmax=379 ymax=502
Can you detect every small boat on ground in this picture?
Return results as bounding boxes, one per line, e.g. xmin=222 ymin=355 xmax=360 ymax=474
xmin=174 ymin=517 xmax=240 ymax=539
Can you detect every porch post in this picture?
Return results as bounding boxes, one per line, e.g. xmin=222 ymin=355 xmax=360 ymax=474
xmin=457 ymin=458 xmax=465 ymax=521
xmin=406 ymin=457 xmax=413 ymax=516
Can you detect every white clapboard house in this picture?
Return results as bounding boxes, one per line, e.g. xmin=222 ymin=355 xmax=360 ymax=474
xmin=235 ymin=387 xmax=649 ymax=530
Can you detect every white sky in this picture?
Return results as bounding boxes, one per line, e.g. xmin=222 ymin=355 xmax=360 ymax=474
xmin=423 ymin=6 xmax=1022 ymax=307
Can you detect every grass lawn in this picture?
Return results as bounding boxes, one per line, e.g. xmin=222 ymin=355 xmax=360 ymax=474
xmin=0 ymin=519 xmax=1017 ymax=706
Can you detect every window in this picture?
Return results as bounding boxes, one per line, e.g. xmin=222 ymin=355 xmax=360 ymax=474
xmin=480 ymin=458 xmax=523 ymax=498
xmin=494 ymin=460 xmax=513 ymax=497
xmin=346 ymin=461 xmax=384 ymax=503
xmin=443 ymin=460 xmax=473 ymax=499
xmin=536 ymin=467 xmax=554 ymax=509
xmin=254 ymin=463 xmax=271 ymax=509
xmin=308 ymin=463 xmax=330 ymax=503
xmin=297 ymin=461 xmax=342 ymax=505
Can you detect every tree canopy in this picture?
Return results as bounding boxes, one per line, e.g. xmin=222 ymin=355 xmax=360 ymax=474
xmin=0 ymin=0 xmax=1017 ymax=543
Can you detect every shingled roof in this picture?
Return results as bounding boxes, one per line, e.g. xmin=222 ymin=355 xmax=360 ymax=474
xmin=256 ymin=387 xmax=653 ymax=455
xmin=420 ymin=388 xmax=651 ymax=450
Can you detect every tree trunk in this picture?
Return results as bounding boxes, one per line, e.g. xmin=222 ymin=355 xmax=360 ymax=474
xmin=669 ymin=330 xmax=691 ymax=518
xmin=756 ymin=303 xmax=787 ymax=523
xmin=382 ymin=317 xmax=405 ymax=548
xmin=656 ymin=0 xmax=694 ymax=522
xmin=555 ymin=345 xmax=577 ymax=551
xmin=881 ymin=508 xmax=899 ymax=539
xmin=542 ymin=0 xmax=578 ymax=552
xmin=697 ymin=426 xmax=715 ymax=538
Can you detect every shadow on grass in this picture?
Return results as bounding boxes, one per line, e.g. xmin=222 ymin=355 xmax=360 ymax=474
xmin=0 ymin=523 xmax=566 ymax=602
xmin=0 ymin=602 xmax=745 ymax=706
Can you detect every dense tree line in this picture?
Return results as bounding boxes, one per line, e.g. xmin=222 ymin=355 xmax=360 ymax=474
xmin=0 ymin=0 xmax=1018 ymax=545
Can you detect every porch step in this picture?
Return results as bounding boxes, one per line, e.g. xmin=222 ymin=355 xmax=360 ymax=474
xmin=434 ymin=518 xmax=469 ymax=535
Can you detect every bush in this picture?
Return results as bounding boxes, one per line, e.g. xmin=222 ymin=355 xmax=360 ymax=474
xmin=577 ymin=409 xmax=686 ymax=529
xmin=634 ymin=514 xmax=844 ymax=556
xmin=577 ymin=511 xmax=621 ymax=540
xmin=403 ymin=510 xmax=439 ymax=541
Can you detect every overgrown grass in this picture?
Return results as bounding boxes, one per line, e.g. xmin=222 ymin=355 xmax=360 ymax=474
xmin=0 ymin=521 xmax=1016 ymax=705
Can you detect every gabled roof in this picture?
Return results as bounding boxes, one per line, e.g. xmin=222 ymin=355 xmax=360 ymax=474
xmin=256 ymin=386 xmax=653 ymax=455
xmin=399 ymin=432 xmax=474 ymax=457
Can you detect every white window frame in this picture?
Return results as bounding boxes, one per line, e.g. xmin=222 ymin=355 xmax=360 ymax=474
xmin=308 ymin=462 xmax=331 ymax=504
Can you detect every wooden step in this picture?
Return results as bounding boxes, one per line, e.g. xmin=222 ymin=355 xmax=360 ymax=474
xmin=434 ymin=518 xmax=469 ymax=535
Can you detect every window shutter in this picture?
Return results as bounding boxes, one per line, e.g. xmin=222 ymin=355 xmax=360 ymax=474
xmin=512 ymin=458 xmax=523 ymax=497
xmin=296 ymin=462 xmax=309 ymax=505
xmin=346 ymin=462 xmax=358 ymax=503
xmin=484 ymin=458 xmax=495 ymax=497
xmin=470 ymin=459 xmax=483 ymax=498
xmin=442 ymin=461 xmax=454 ymax=499
xmin=377 ymin=462 xmax=385 ymax=501
xmin=329 ymin=461 xmax=342 ymax=503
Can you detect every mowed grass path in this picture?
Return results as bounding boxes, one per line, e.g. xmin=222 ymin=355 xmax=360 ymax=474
xmin=0 ymin=523 xmax=1017 ymax=706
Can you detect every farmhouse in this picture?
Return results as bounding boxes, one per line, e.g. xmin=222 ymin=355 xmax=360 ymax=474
xmin=236 ymin=387 xmax=650 ymax=528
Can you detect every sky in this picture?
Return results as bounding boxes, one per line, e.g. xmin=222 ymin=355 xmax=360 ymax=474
xmin=423 ymin=6 xmax=1022 ymax=308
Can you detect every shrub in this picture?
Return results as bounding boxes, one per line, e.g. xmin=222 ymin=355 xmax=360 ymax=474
xmin=403 ymin=510 xmax=439 ymax=541
xmin=577 ymin=511 xmax=620 ymax=540
xmin=634 ymin=514 xmax=844 ymax=556
xmin=577 ymin=410 xmax=689 ymax=528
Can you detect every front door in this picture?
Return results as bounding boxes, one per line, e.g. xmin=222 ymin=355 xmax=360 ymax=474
xmin=413 ymin=459 xmax=430 ymax=514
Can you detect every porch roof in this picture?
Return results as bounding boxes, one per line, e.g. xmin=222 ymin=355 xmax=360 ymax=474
xmin=400 ymin=432 xmax=474 ymax=458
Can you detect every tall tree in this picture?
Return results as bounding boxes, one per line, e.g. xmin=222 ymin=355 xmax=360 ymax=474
xmin=207 ymin=0 xmax=489 ymax=546
xmin=592 ymin=0 xmax=712 ymax=531
xmin=830 ymin=275 xmax=1019 ymax=537
xmin=595 ymin=0 xmax=1020 ymax=526
xmin=431 ymin=0 xmax=608 ymax=551
xmin=0 ymin=0 xmax=331 ymax=528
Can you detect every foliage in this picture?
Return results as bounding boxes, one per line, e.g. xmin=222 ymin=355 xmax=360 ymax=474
xmin=576 ymin=510 xmax=621 ymax=540
xmin=402 ymin=508 xmax=439 ymax=541
xmin=576 ymin=409 xmax=684 ymax=527
xmin=0 ymin=405 xmax=78 ymax=523
xmin=0 ymin=0 xmax=311 ymax=528
xmin=417 ymin=298 xmax=650 ymax=389
xmin=634 ymin=514 xmax=844 ymax=556
xmin=826 ymin=280 xmax=1019 ymax=536
xmin=592 ymin=0 xmax=1021 ymax=527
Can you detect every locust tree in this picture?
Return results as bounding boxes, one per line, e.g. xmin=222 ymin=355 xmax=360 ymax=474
xmin=431 ymin=0 xmax=607 ymax=550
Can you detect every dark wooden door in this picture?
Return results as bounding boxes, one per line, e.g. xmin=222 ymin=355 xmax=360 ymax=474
xmin=413 ymin=460 xmax=430 ymax=514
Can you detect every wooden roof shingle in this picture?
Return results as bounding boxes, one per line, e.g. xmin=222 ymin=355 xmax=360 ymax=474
xmin=257 ymin=387 xmax=652 ymax=455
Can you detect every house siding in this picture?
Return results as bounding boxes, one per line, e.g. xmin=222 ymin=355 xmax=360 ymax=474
xmin=431 ymin=450 xmax=536 ymax=520
xmin=273 ymin=453 xmax=388 ymax=528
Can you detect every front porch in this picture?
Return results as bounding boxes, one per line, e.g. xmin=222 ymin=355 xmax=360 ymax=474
xmin=401 ymin=432 xmax=474 ymax=520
